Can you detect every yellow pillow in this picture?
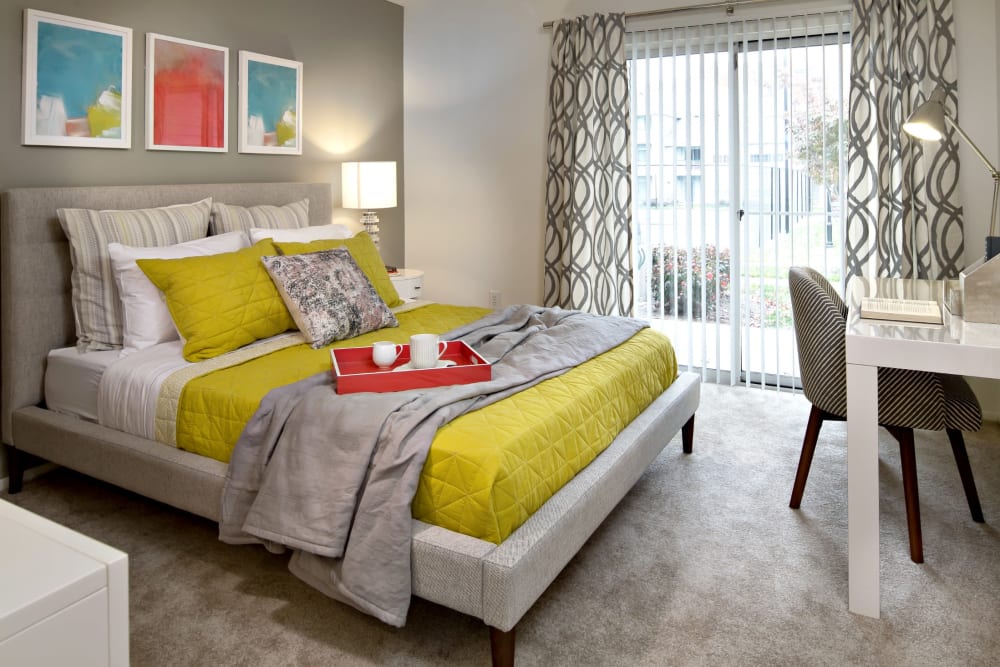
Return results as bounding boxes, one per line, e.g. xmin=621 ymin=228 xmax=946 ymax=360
xmin=275 ymin=232 xmax=403 ymax=308
xmin=137 ymin=240 xmax=295 ymax=361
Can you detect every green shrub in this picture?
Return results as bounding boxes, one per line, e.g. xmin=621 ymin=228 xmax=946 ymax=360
xmin=650 ymin=244 xmax=731 ymax=321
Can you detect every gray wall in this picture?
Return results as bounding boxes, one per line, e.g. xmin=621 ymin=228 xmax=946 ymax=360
xmin=0 ymin=0 xmax=402 ymax=484
xmin=0 ymin=0 xmax=405 ymax=265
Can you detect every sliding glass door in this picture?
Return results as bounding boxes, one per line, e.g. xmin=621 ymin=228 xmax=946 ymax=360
xmin=628 ymin=9 xmax=850 ymax=387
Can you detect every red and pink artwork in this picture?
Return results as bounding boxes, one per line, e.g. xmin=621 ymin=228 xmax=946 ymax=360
xmin=146 ymin=34 xmax=228 ymax=152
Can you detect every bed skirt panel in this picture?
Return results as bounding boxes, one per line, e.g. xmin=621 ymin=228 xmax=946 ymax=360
xmin=12 ymin=406 xmax=226 ymax=521
xmin=411 ymin=522 xmax=496 ymax=618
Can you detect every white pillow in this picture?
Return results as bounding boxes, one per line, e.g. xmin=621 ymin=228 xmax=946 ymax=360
xmin=109 ymin=231 xmax=250 ymax=356
xmin=248 ymin=224 xmax=353 ymax=244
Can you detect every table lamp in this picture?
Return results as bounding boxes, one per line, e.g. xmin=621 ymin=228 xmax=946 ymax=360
xmin=341 ymin=161 xmax=397 ymax=251
xmin=902 ymin=87 xmax=1000 ymax=261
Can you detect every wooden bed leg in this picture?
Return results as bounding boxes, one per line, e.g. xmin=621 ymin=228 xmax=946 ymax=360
xmin=681 ymin=415 xmax=694 ymax=454
xmin=489 ymin=625 xmax=515 ymax=667
xmin=4 ymin=444 xmax=24 ymax=494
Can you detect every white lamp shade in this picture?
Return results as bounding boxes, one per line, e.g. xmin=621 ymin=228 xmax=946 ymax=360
xmin=342 ymin=161 xmax=397 ymax=210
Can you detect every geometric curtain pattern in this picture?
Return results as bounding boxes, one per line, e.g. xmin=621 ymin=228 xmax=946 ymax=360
xmin=543 ymin=13 xmax=633 ymax=316
xmin=846 ymin=0 xmax=963 ymax=279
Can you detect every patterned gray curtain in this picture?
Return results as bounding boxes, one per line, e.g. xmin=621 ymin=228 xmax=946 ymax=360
xmin=846 ymin=0 xmax=962 ymax=279
xmin=543 ymin=13 xmax=632 ymax=316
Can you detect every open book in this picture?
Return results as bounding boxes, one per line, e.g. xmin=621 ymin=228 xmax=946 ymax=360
xmin=860 ymin=297 xmax=943 ymax=325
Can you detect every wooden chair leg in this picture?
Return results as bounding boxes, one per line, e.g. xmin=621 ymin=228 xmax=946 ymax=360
xmin=489 ymin=625 xmax=515 ymax=667
xmin=890 ymin=427 xmax=924 ymax=564
xmin=789 ymin=405 xmax=824 ymax=509
xmin=681 ymin=414 xmax=694 ymax=454
xmin=4 ymin=444 xmax=23 ymax=494
xmin=946 ymin=429 xmax=984 ymax=523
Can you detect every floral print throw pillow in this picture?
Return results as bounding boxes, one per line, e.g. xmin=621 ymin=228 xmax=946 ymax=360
xmin=262 ymin=247 xmax=398 ymax=348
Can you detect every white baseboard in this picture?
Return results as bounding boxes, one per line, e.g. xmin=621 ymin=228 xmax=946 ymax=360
xmin=0 ymin=462 xmax=58 ymax=493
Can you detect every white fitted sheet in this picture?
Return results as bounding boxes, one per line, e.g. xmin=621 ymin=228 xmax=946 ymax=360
xmin=44 ymin=347 xmax=121 ymax=421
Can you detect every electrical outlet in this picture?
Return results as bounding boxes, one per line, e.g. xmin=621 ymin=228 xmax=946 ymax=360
xmin=488 ymin=290 xmax=501 ymax=309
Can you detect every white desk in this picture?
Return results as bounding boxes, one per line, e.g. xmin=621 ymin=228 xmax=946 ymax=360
xmin=845 ymin=277 xmax=1000 ymax=618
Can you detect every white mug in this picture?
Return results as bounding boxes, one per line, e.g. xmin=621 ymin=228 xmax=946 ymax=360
xmin=409 ymin=333 xmax=447 ymax=369
xmin=372 ymin=341 xmax=403 ymax=368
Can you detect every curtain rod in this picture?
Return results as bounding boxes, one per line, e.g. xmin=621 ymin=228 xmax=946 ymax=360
xmin=541 ymin=0 xmax=788 ymax=29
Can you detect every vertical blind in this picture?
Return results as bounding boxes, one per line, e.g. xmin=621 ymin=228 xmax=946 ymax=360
xmin=627 ymin=8 xmax=851 ymax=388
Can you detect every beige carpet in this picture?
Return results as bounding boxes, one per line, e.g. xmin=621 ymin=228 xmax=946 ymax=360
xmin=5 ymin=383 xmax=1000 ymax=666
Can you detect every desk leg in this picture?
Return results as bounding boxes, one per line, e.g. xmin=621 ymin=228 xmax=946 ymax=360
xmin=847 ymin=362 xmax=880 ymax=618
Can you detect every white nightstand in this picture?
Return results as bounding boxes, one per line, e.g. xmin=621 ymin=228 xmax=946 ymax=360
xmin=0 ymin=500 xmax=128 ymax=666
xmin=389 ymin=268 xmax=424 ymax=301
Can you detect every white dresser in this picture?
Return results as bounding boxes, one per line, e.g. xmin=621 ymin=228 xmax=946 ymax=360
xmin=0 ymin=499 xmax=129 ymax=666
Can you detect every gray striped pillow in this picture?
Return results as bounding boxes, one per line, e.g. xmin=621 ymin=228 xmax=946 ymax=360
xmin=58 ymin=198 xmax=212 ymax=351
xmin=210 ymin=198 xmax=309 ymax=235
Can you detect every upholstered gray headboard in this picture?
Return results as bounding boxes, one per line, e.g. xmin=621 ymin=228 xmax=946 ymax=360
xmin=0 ymin=182 xmax=333 ymax=445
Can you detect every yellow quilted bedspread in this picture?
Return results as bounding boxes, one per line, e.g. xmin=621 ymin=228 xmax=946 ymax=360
xmin=174 ymin=304 xmax=677 ymax=543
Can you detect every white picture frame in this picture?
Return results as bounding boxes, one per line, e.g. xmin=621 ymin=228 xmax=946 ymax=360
xmin=145 ymin=33 xmax=229 ymax=152
xmin=238 ymin=51 xmax=303 ymax=155
xmin=22 ymin=9 xmax=132 ymax=149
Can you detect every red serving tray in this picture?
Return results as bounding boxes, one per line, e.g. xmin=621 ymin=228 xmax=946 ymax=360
xmin=331 ymin=340 xmax=491 ymax=394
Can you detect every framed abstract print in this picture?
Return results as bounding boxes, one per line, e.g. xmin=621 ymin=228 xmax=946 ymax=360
xmin=238 ymin=51 xmax=303 ymax=155
xmin=22 ymin=9 xmax=132 ymax=148
xmin=146 ymin=33 xmax=228 ymax=152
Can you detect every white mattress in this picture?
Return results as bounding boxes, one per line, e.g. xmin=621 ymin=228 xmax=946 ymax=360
xmin=44 ymin=342 xmax=191 ymax=438
xmin=44 ymin=347 xmax=121 ymax=421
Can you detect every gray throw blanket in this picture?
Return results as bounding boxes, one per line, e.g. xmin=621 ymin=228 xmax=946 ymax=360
xmin=219 ymin=305 xmax=647 ymax=626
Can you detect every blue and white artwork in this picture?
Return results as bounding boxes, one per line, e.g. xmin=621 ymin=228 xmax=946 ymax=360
xmin=239 ymin=51 xmax=302 ymax=155
xmin=22 ymin=10 xmax=132 ymax=148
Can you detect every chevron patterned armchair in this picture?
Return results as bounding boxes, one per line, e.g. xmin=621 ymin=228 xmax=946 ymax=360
xmin=786 ymin=266 xmax=984 ymax=563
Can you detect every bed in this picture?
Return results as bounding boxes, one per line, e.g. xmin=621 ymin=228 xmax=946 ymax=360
xmin=0 ymin=182 xmax=700 ymax=666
